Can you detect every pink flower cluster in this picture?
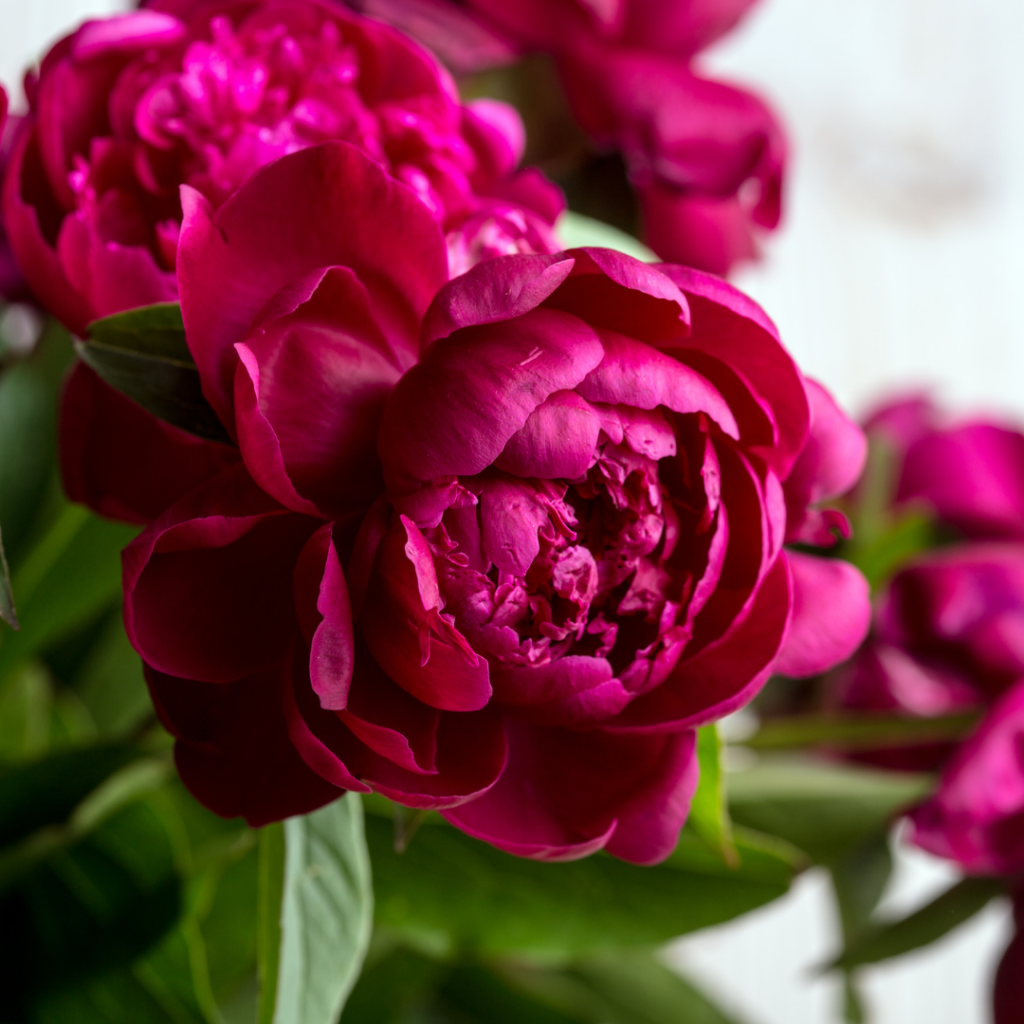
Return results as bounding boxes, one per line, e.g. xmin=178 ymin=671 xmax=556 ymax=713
xmin=351 ymin=0 xmax=786 ymax=274
xmin=1 ymin=0 xmax=562 ymax=331
xmin=3 ymin=2 xmax=867 ymax=864
xmin=832 ymin=396 xmax=1024 ymax=877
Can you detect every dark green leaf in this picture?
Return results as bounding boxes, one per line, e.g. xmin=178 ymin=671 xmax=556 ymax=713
xmin=79 ymin=304 xmax=231 ymax=444
xmin=0 ymin=660 xmax=53 ymax=761
xmin=502 ymin=950 xmax=748 ymax=1024
xmin=0 ymin=744 xmax=143 ymax=851
xmin=746 ymin=712 xmax=979 ymax=751
xmin=266 ymin=795 xmax=374 ymax=1024
xmin=0 ymin=523 xmax=18 ymax=630
xmin=831 ymin=876 xmax=1005 ymax=970
xmin=367 ymin=814 xmax=796 ymax=957
xmin=728 ymin=759 xmax=932 ymax=864
xmin=0 ymin=506 xmax=138 ymax=683
xmin=0 ymin=363 xmax=55 ymax=565
xmin=341 ymin=944 xmax=447 ymax=1024
xmin=71 ymin=607 xmax=151 ymax=739
xmin=0 ymin=797 xmax=183 ymax=1005
xmin=86 ymin=304 xmax=190 ymax=362
xmin=830 ymin=831 xmax=894 ymax=950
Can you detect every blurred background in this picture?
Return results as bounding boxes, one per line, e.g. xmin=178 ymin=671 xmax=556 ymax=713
xmin=1 ymin=0 xmax=1021 ymax=1021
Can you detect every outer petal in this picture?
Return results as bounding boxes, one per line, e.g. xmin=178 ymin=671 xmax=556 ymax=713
xmin=146 ymin=660 xmax=345 ymax=826
xmin=178 ymin=142 xmax=448 ymax=425
xmin=774 ymin=551 xmax=871 ymax=678
xmin=60 ymin=362 xmax=240 ymax=524
xmin=661 ymin=264 xmax=810 ymax=477
xmin=381 ymin=306 xmax=604 ymax=496
xmin=638 ymin=184 xmax=758 ymax=276
xmin=3 ymin=129 xmax=94 ymax=333
xmin=421 ymin=251 xmax=576 ymax=346
xmin=784 ymin=378 xmax=867 ymax=545
xmin=900 ymin=422 xmax=1024 ymax=541
xmin=123 ymin=465 xmax=318 ymax=683
xmin=622 ymin=0 xmax=760 ymax=58
xmin=910 ymin=678 xmax=1024 ymax=874
xmin=442 ymin=720 xmax=699 ymax=864
xmin=359 ymin=516 xmax=492 ymax=711
xmin=287 ymin=643 xmax=507 ymax=808
xmin=233 ymin=266 xmax=400 ymax=516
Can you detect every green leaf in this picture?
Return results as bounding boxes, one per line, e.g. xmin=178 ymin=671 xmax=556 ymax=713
xmin=366 ymin=814 xmax=796 ymax=958
xmin=0 ymin=505 xmax=138 ymax=683
xmin=263 ymin=795 xmax=374 ymax=1024
xmin=728 ymin=759 xmax=932 ymax=865
xmin=257 ymin=823 xmax=285 ymax=1024
xmin=688 ymin=725 xmax=737 ymax=865
xmin=3 ymin=797 xmax=183 ymax=1003
xmin=80 ymin=304 xmax=231 ymax=444
xmin=0 ymin=523 xmax=19 ymax=631
xmin=71 ymin=606 xmax=152 ymax=739
xmin=556 ymin=212 xmax=657 ymax=262
xmin=0 ymin=660 xmax=53 ymax=760
xmin=502 ymin=951 xmax=748 ymax=1024
xmin=0 ymin=744 xmax=144 ymax=853
xmin=830 ymin=875 xmax=1005 ymax=970
xmin=0 ymin=363 xmax=56 ymax=565
xmin=340 ymin=944 xmax=447 ymax=1024
xmin=746 ymin=711 xmax=978 ymax=751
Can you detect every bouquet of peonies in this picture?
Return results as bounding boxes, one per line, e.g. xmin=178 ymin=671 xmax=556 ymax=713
xmin=0 ymin=1 xmax=1017 ymax=1022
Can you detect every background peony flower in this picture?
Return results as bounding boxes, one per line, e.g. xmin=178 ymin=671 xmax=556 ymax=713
xmin=909 ymin=678 xmax=1024 ymax=875
xmin=106 ymin=141 xmax=868 ymax=863
xmin=2 ymin=0 xmax=563 ymax=339
xmin=865 ymin=394 xmax=1024 ymax=542
xmin=344 ymin=0 xmax=786 ymax=275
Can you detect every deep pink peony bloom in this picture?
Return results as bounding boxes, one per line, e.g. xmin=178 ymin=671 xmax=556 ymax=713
xmin=909 ymin=678 xmax=1024 ymax=875
xmin=832 ymin=545 xmax=1024 ymax=772
xmin=89 ymin=142 xmax=868 ymax=861
xmin=866 ymin=395 xmax=1024 ymax=542
xmin=2 ymin=0 xmax=562 ymax=337
xmin=347 ymin=0 xmax=786 ymax=275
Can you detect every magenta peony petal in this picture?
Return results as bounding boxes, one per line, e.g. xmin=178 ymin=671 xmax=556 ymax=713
xmin=124 ymin=465 xmax=318 ymax=683
xmin=442 ymin=720 xmax=698 ymax=864
xmin=662 ymin=265 xmax=809 ymax=477
xmin=60 ymin=362 xmax=239 ymax=525
xmin=179 ymin=142 xmax=448 ymax=424
xmin=421 ymin=251 xmax=576 ymax=346
xmin=146 ymin=659 xmax=346 ymax=826
xmin=606 ymin=554 xmax=790 ymax=732
xmin=287 ymin=646 xmax=507 ymax=808
xmin=293 ymin=524 xmax=355 ymax=712
xmin=910 ymin=678 xmax=1024 ymax=874
xmin=232 ymin=267 xmax=400 ymax=516
xmin=576 ymin=328 xmax=738 ymax=438
xmin=774 ymin=551 xmax=870 ymax=678
xmin=494 ymin=389 xmax=603 ymax=480
xmin=900 ymin=422 xmax=1024 ymax=541
xmin=381 ymin=307 xmax=604 ymax=496
xmin=359 ymin=516 xmax=493 ymax=711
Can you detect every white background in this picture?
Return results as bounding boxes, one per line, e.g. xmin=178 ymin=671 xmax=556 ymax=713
xmin=0 ymin=1 xmax=1020 ymax=1021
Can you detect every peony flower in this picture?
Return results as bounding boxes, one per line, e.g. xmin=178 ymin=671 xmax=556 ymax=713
xmin=909 ymin=678 xmax=1024 ymax=875
xmin=346 ymin=0 xmax=786 ymax=275
xmin=2 ymin=0 xmax=562 ymax=338
xmin=866 ymin=395 xmax=1024 ymax=542
xmin=102 ymin=141 xmax=868 ymax=862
